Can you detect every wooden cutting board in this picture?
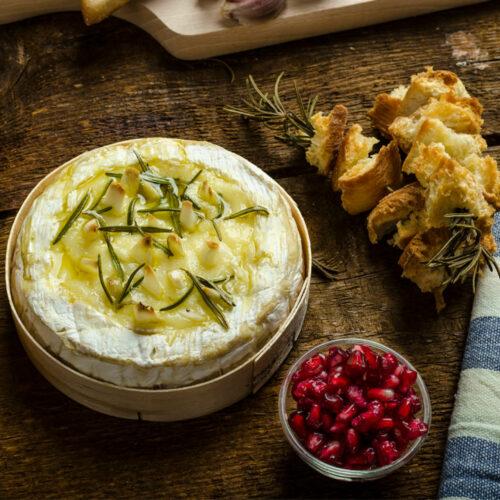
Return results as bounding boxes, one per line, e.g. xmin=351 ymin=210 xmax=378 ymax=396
xmin=0 ymin=0 xmax=487 ymax=59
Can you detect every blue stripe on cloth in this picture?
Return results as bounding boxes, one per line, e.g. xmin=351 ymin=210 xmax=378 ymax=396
xmin=462 ymin=317 xmax=500 ymax=371
xmin=439 ymin=436 xmax=500 ymax=500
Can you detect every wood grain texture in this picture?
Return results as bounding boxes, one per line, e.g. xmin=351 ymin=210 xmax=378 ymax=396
xmin=0 ymin=2 xmax=499 ymax=498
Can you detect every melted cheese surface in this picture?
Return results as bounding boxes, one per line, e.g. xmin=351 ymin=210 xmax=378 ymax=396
xmin=13 ymin=139 xmax=304 ymax=388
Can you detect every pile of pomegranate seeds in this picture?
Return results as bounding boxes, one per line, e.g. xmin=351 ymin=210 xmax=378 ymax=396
xmin=288 ymin=344 xmax=428 ymax=469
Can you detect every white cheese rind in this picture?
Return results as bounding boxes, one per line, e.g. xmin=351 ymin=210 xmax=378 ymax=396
xmin=12 ymin=139 xmax=304 ymax=388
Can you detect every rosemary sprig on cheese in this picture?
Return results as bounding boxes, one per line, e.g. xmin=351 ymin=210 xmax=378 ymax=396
xmin=160 ymin=284 xmax=194 ymax=311
xmin=133 ymin=149 xmax=149 ymax=173
xmin=224 ymin=206 xmax=270 ymax=220
xmin=90 ymin=179 xmax=113 ymax=211
xmin=118 ymin=263 xmax=145 ymax=304
xmin=133 ymin=218 xmax=173 ymax=257
xmin=97 ymin=254 xmax=114 ymax=305
xmin=99 ymin=225 xmax=173 ymax=234
xmin=52 ymin=191 xmax=90 ymax=245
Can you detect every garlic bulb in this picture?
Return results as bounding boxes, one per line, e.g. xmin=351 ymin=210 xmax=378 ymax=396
xmin=221 ymin=0 xmax=286 ymax=24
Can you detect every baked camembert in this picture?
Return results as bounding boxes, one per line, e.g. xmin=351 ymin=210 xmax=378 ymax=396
xmin=12 ymin=139 xmax=304 ymax=388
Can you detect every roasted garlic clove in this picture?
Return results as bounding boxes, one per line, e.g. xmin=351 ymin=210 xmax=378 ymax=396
xmin=142 ymin=265 xmax=163 ymax=298
xmin=167 ymin=233 xmax=184 ymax=257
xmin=106 ymin=276 xmax=123 ymax=299
xmin=139 ymin=179 xmax=162 ymax=202
xmin=134 ymin=302 xmax=159 ymax=326
xmin=102 ymin=182 xmax=126 ymax=214
xmin=199 ymin=180 xmax=218 ymax=204
xmin=83 ymin=219 xmax=100 ymax=239
xmin=131 ymin=235 xmax=153 ymax=265
xmin=121 ymin=167 xmax=140 ymax=196
xmin=168 ymin=270 xmax=187 ymax=289
xmin=200 ymin=240 xmax=219 ymax=268
xmin=180 ymin=200 xmax=198 ymax=231
xmin=221 ymin=0 xmax=286 ymax=24
xmin=79 ymin=257 xmax=98 ymax=274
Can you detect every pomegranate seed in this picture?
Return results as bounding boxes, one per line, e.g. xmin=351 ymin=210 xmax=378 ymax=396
xmin=384 ymin=400 xmax=399 ymax=414
xmin=306 ymin=403 xmax=322 ymax=430
xmin=399 ymin=368 xmax=418 ymax=394
xmin=336 ymin=403 xmax=358 ymax=424
xmin=323 ymin=393 xmax=344 ymax=413
xmin=397 ymin=397 xmax=413 ymax=420
xmin=292 ymin=380 xmax=313 ymax=400
xmin=289 ymin=411 xmax=308 ymax=440
xmin=317 ymin=370 xmax=328 ymax=381
xmin=393 ymin=427 xmax=409 ymax=450
xmin=364 ymin=447 xmax=376 ymax=464
xmin=327 ymin=372 xmax=349 ymax=392
xmin=373 ymin=417 xmax=395 ymax=431
xmin=346 ymin=428 xmax=361 ymax=455
xmin=329 ymin=422 xmax=347 ymax=435
xmin=310 ymin=379 xmax=329 ymax=401
xmin=328 ymin=347 xmax=348 ymax=370
xmin=351 ymin=401 xmax=383 ymax=432
xmin=306 ymin=432 xmax=325 ymax=455
xmin=321 ymin=411 xmax=334 ymax=432
xmin=292 ymin=369 xmax=307 ymax=384
xmin=376 ymin=439 xmax=399 ymax=466
xmin=408 ymin=388 xmax=422 ymax=413
xmin=381 ymin=353 xmax=398 ymax=374
xmin=345 ymin=350 xmax=366 ymax=378
xmin=319 ymin=440 xmax=344 ymax=464
xmin=297 ymin=397 xmax=315 ymax=410
xmin=360 ymin=345 xmax=380 ymax=371
xmin=302 ymin=353 xmax=326 ymax=376
xmin=346 ymin=385 xmax=367 ymax=409
xmin=393 ymin=363 xmax=406 ymax=378
xmin=367 ymin=388 xmax=395 ymax=402
xmin=404 ymin=418 xmax=429 ymax=440
xmin=383 ymin=374 xmax=400 ymax=389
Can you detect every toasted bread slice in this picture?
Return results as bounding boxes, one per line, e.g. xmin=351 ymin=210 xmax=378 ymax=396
xmin=332 ymin=125 xmax=379 ymax=191
xmin=306 ymin=105 xmax=348 ymax=176
xmin=403 ymin=118 xmax=486 ymax=175
xmin=338 ymin=140 xmax=403 ymax=215
xmin=368 ymin=85 xmax=408 ymax=138
xmin=389 ymin=95 xmax=483 ymax=152
xmin=367 ymin=182 xmax=425 ymax=244
xmin=398 ymin=67 xmax=470 ymax=116
xmin=81 ymin=0 xmax=130 ymax=25
xmin=425 ymin=156 xmax=494 ymax=228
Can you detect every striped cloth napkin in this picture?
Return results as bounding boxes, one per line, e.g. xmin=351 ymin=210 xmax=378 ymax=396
xmin=439 ymin=212 xmax=500 ymax=499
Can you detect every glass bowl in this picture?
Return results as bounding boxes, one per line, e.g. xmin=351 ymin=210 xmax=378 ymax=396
xmin=278 ymin=337 xmax=431 ymax=481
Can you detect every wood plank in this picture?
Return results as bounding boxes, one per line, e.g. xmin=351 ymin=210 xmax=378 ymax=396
xmin=0 ymin=2 xmax=498 ymax=498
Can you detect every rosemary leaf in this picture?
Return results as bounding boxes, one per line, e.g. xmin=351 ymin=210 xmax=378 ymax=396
xmin=90 ymin=179 xmax=113 ymax=210
xmin=140 ymin=172 xmax=178 ymax=187
xmin=133 ymin=219 xmax=173 ymax=257
xmin=52 ymin=192 xmax=90 ymax=245
xmin=183 ymin=269 xmax=228 ymax=329
xmin=105 ymin=172 xmax=122 ymax=179
xmin=127 ymin=197 xmax=138 ymax=226
xmin=182 ymin=194 xmax=201 ymax=210
xmin=137 ymin=207 xmax=181 ymax=213
xmin=99 ymin=225 xmax=173 ymax=233
xmin=133 ymin=149 xmax=149 ymax=173
xmin=180 ymin=169 xmax=202 ymax=198
xmin=118 ymin=263 xmax=145 ymax=304
xmin=196 ymin=276 xmax=235 ymax=307
xmin=160 ymin=284 xmax=194 ymax=311
xmin=97 ymin=254 xmax=114 ymax=305
xmin=224 ymin=206 xmax=269 ymax=220
xmin=97 ymin=206 xmax=112 ymax=214
xmin=312 ymin=258 xmax=339 ymax=281
xmin=211 ymin=219 xmax=222 ymax=241
xmin=212 ymin=275 xmax=235 ymax=284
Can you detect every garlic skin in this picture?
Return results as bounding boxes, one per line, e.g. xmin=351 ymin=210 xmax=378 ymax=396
xmin=221 ymin=0 xmax=286 ymax=24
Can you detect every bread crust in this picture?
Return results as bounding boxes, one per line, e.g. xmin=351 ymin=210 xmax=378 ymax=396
xmin=368 ymin=93 xmax=402 ymax=138
xmin=306 ymin=105 xmax=348 ymax=176
xmin=366 ymin=182 xmax=425 ymax=244
xmin=339 ymin=140 xmax=403 ymax=215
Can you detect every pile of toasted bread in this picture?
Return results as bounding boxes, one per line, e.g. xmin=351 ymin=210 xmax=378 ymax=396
xmin=311 ymin=68 xmax=499 ymax=310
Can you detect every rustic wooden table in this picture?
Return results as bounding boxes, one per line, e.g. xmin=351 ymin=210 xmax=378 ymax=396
xmin=0 ymin=3 xmax=499 ymax=498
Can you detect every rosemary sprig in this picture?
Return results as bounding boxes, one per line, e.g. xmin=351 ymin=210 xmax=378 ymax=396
xmin=118 ymin=263 xmax=145 ymax=303
xmin=140 ymin=172 xmax=178 ymax=187
xmin=160 ymin=284 xmax=194 ymax=311
xmin=425 ymin=213 xmax=500 ymax=293
xmin=133 ymin=149 xmax=149 ymax=173
xmin=312 ymin=258 xmax=339 ymax=281
xmin=84 ymin=211 xmax=124 ymax=280
xmin=212 ymin=275 xmax=235 ymax=284
xmin=182 ymin=194 xmax=201 ymax=210
xmin=224 ymin=72 xmax=318 ymax=148
xmin=99 ymin=225 xmax=173 ymax=234
xmin=97 ymin=206 xmax=112 ymax=214
xmin=165 ymin=179 xmax=182 ymax=237
xmin=137 ymin=207 xmax=181 ymax=214
xmin=90 ymin=179 xmax=112 ymax=211
xmin=52 ymin=192 xmax=90 ymax=245
xmin=127 ymin=197 xmax=138 ymax=226
xmin=183 ymin=269 xmax=229 ymax=329
xmin=97 ymin=254 xmax=114 ymax=305
xmin=197 ymin=275 xmax=235 ymax=307
xmin=105 ymin=172 xmax=122 ymax=179
xmin=180 ymin=169 xmax=202 ymax=198
xmin=224 ymin=206 xmax=270 ymax=220
xmin=211 ymin=220 xmax=222 ymax=241
xmin=133 ymin=219 xmax=173 ymax=257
